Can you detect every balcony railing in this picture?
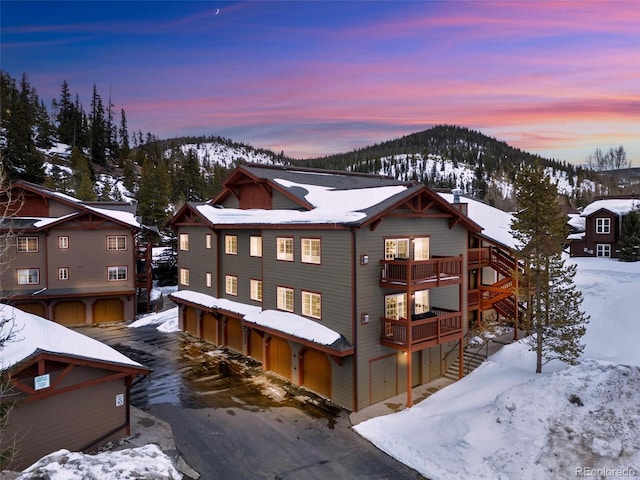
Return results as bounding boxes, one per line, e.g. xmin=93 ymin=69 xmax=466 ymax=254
xmin=380 ymin=307 xmax=463 ymax=350
xmin=468 ymin=247 xmax=490 ymax=268
xmin=380 ymin=256 xmax=463 ymax=289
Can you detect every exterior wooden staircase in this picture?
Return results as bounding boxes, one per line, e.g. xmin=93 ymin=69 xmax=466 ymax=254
xmin=479 ymin=247 xmax=527 ymax=322
xmin=443 ymin=349 xmax=487 ymax=381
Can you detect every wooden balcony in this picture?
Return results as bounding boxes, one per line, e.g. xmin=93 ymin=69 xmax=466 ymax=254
xmin=380 ymin=256 xmax=463 ymax=290
xmin=380 ymin=307 xmax=463 ymax=350
xmin=468 ymin=247 xmax=491 ymax=268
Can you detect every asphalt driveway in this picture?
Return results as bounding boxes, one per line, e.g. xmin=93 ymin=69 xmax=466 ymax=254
xmin=80 ymin=324 xmax=424 ymax=480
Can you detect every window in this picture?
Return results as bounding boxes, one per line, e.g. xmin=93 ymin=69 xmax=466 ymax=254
xmin=58 ymin=267 xmax=69 ymax=280
xmin=225 ymin=235 xmax=237 ymax=255
xmin=596 ymin=218 xmax=611 ymax=234
xmin=301 ymin=238 xmax=321 ymax=264
xmin=277 ymin=286 xmax=294 ymax=312
xmin=58 ymin=236 xmax=69 ymax=249
xmin=277 ymin=237 xmax=294 ymax=261
xmin=107 ymin=235 xmax=127 ymax=251
xmin=206 ymin=272 xmax=212 ymax=288
xmin=179 ymin=233 xmax=189 ymax=251
xmin=385 ymin=293 xmax=407 ymax=320
xmin=250 ymin=279 xmax=263 ymax=302
xmin=225 ymin=275 xmax=238 ymax=295
xmin=385 ymin=238 xmax=409 ymax=260
xmin=108 ymin=266 xmax=127 ymax=281
xmin=596 ymin=244 xmax=611 ymax=257
xmin=179 ymin=268 xmax=190 ymax=286
xmin=17 ymin=237 xmax=38 ymax=252
xmin=414 ymin=290 xmax=430 ymax=315
xmin=302 ymin=291 xmax=322 ymax=319
xmin=205 ymin=234 xmax=212 ymax=249
xmin=413 ymin=237 xmax=430 ymax=261
xmin=17 ymin=268 xmax=39 ymax=285
xmin=250 ymin=236 xmax=262 ymax=257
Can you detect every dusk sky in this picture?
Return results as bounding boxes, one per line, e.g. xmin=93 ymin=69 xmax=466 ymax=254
xmin=2 ymin=1 xmax=639 ymax=165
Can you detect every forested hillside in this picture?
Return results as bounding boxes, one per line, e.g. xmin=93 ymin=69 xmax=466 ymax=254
xmin=2 ymin=71 xmax=637 ymax=234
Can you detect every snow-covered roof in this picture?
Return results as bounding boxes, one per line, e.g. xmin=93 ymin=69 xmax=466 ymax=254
xmin=170 ymin=290 xmax=261 ymax=317
xmin=0 ymin=304 xmax=145 ymax=370
xmin=439 ymin=193 xmax=517 ymax=250
xmin=170 ymin=290 xmax=345 ymax=347
xmin=243 ymin=310 xmax=341 ymax=346
xmin=567 ymin=232 xmax=585 ymax=240
xmin=581 ymin=198 xmax=639 ymax=218
xmin=568 ymin=213 xmax=585 ymax=232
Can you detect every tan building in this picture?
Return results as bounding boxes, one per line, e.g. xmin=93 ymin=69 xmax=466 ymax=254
xmin=0 ymin=181 xmax=152 ymax=325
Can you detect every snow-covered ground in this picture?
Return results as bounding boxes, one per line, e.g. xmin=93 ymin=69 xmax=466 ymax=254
xmin=354 ymin=257 xmax=640 ymax=480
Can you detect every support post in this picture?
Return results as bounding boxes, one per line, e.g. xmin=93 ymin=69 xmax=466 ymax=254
xmin=458 ymin=338 xmax=464 ymax=379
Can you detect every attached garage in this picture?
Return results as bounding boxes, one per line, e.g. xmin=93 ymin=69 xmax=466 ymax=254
xmin=183 ymin=307 xmax=199 ymax=337
xmin=202 ymin=312 xmax=218 ymax=344
xmin=93 ymin=298 xmax=124 ymax=324
xmin=16 ymin=302 xmax=46 ymax=318
xmin=53 ymin=301 xmax=86 ymax=326
xmin=267 ymin=336 xmax=291 ymax=380
xmin=225 ymin=317 xmax=243 ymax=352
xmin=248 ymin=329 xmax=264 ymax=363
xmin=300 ymin=348 xmax=332 ymax=398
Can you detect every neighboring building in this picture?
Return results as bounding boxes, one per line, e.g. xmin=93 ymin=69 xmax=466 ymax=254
xmin=568 ymin=196 xmax=639 ymax=258
xmin=0 ymin=305 xmax=150 ymax=471
xmin=168 ymin=164 xmax=487 ymax=412
xmin=0 ymin=181 xmax=152 ymax=324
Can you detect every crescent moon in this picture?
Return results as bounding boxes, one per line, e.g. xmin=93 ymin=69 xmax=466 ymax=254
xmin=216 ymin=8 xmax=220 ymax=15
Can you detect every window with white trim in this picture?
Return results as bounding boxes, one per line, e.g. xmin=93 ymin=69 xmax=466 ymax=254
xmin=58 ymin=236 xmax=69 ymax=249
xmin=277 ymin=237 xmax=293 ymax=261
xmin=413 ymin=237 xmax=430 ymax=261
xmin=385 ymin=293 xmax=407 ymax=320
xmin=596 ymin=217 xmax=611 ymax=234
xmin=596 ymin=244 xmax=611 ymax=257
xmin=206 ymin=272 xmax=212 ymax=288
xmin=302 ymin=291 xmax=321 ymax=319
xmin=108 ymin=266 xmax=127 ymax=281
xmin=225 ymin=275 xmax=238 ymax=295
xmin=250 ymin=279 xmax=263 ymax=302
xmin=179 ymin=268 xmax=190 ymax=286
xmin=58 ymin=267 xmax=69 ymax=280
xmin=225 ymin=235 xmax=237 ymax=255
xmin=179 ymin=233 xmax=189 ymax=251
xmin=17 ymin=237 xmax=38 ymax=252
xmin=250 ymin=236 xmax=262 ymax=257
xmin=277 ymin=286 xmax=294 ymax=312
xmin=107 ymin=235 xmax=127 ymax=250
xmin=17 ymin=268 xmax=39 ymax=285
xmin=206 ymin=234 xmax=212 ymax=249
xmin=414 ymin=290 xmax=430 ymax=314
xmin=385 ymin=238 xmax=409 ymax=260
xmin=301 ymin=238 xmax=321 ymax=264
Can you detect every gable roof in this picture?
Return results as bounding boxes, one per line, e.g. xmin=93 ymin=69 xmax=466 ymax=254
xmin=581 ymin=198 xmax=639 ymax=218
xmin=172 ymin=164 xmax=481 ymax=232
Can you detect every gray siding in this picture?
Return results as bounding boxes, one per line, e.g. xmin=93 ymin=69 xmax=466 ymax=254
xmin=177 ymin=226 xmax=217 ymax=294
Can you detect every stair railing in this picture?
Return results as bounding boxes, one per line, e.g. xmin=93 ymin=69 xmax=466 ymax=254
xmin=464 ymin=338 xmax=490 ymax=375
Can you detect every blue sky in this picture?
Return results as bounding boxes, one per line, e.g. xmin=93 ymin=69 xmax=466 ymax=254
xmin=2 ymin=1 xmax=639 ymax=164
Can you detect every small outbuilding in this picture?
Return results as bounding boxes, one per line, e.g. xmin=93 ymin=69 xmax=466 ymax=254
xmin=0 ymin=305 xmax=150 ymax=471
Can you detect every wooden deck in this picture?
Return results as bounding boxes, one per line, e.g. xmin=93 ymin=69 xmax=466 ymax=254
xmin=379 ymin=256 xmax=463 ymax=290
xmin=380 ymin=307 xmax=463 ymax=350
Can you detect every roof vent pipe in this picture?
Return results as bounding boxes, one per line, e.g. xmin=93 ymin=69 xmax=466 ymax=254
xmin=452 ymin=189 xmax=462 ymax=204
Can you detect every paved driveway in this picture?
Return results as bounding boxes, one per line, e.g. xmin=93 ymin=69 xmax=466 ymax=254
xmin=80 ymin=324 xmax=425 ymax=480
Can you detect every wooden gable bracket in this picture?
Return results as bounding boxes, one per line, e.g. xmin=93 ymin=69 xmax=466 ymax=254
xmin=449 ymin=216 xmax=462 ymax=230
xmin=370 ymin=218 xmax=383 ymax=231
xmin=330 ymin=354 xmax=344 ymax=366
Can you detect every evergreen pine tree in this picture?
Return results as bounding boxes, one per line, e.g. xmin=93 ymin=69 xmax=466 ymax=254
xmin=511 ymin=163 xmax=573 ymax=373
xmin=619 ymin=202 xmax=640 ymax=262
xmin=70 ymin=146 xmax=96 ymax=200
xmin=89 ymin=84 xmax=107 ymax=166
xmin=138 ymin=158 xmax=171 ymax=229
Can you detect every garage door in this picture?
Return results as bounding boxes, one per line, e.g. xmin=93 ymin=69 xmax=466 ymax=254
xmin=225 ymin=317 xmax=243 ymax=352
xmin=183 ymin=307 xmax=199 ymax=337
xmin=202 ymin=313 xmax=218 ymax=344
xmin=93 ymin=299 xmax=124 ymax=324
xmin=267 ymin=337 xmax=291 ymax=380
xmin=301 ymin=349 xmax=331 ymax=398
xmin=17 ymin=303 xmax=46 ymax=318
xmin=54 ymin=301 xmax=86 ymax=326
xmin=248 ymin=329 xmax=264 ymax=363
